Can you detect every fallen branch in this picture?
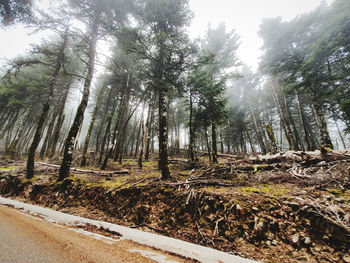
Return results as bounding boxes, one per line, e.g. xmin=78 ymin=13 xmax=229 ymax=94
xmin=36 ymin=162 xmax=129 ymax=176
xmin=165 ymin=179 xmax=235 ymax=187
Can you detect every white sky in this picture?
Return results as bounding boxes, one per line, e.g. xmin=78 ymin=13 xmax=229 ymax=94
xmin=189 ymin=0 xmax=335 ymax=71
xmin=0 ymin=0 xmax=335 ymax=71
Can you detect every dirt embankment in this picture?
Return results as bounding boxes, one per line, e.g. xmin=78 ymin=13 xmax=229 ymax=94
xmin=0 ymin=157 xmax=349 ymax=263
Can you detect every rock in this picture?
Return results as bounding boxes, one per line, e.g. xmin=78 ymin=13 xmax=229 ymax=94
xmin=292 ymin=233 xmax=299 ymax=244
xmin=304 ymin=236 xmax=311 ymax=245
xmin=343 ymin=255 xmax=350 ymax=263
xmin=272 ymin=239 xmax=278 ymax=246
xmin=254 ymin=216 xmax=265 ymax=231
xmin=266 ymin=240 xmax=271 ymax=246
xmin=267 ymin=232 xmax=274 ymax=240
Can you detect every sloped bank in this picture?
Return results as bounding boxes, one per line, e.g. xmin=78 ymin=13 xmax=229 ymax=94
xmin=0 ymin=174 xmax=349 ymax=263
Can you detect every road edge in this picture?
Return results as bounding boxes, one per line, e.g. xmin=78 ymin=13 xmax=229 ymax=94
xmin=0 ymin=196 xmax=259 ymax=263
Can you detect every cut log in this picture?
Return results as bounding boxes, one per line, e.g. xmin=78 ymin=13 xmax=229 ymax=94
xmin=248 ymin=150 xmax=350 ymax=165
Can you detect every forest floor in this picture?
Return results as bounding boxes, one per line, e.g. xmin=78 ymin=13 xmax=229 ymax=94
xmin=0 ymin=151 xmax=349 ymax=263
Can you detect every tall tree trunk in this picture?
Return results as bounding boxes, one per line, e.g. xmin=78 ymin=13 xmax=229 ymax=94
xmin=58 ymin=15 xmax=99 ymax=181
xmin=265 ymin=123 xmax=278 ymax=153
xmin=94 ymin=86 xmax=114 ymax=154
xmin=81 ymin=85 xmax=104 ymax=166
xmin=39 ymin=111 xmax=56 ymax=159
xmin=204 ymin=129 xmax=212 ymax=162
xmin=8 ymin=111 xmax=28 ymax=159
xmin=133 ymin=113 xmax=143 ymax=158
xmin=145 ymin=97 xmax=155 ymax=161
xmin=138 ymin=102 xmax=152 ymax=169
xmin=158 ymin=90 xmax=170 ymax=179
xmin=283 ymin=93 xmax=302 ymax=150
xmin=271 ymin=86 xmax=298 ymax=150
xmin=113 ymin=73 xmax=132 ymax=163
xmin=309 ymin=85 xmax=333 ymax=149
xmin=27 ymin=30 xmax=68 ymax=179
xmin=211 ymin=122 xmax=218 ymax=163
xmin=246 ymin=130 xmax=256 ymax=153
xmin=99 ymin=98 xmax=119 ymax=168
xmin=99 ymin=115 xmax=113 ymax=167
xmin=48 ymin=85 xmax=70 ymax=158
xmin=294 ymin=89 xmax=315 ymax=151
xmin=129 ymin=115 xmax=138 ymax=157
xmin=188 ymin=89 xmax=195 ymax=163
xmin=226 ymin=125 xmax=231 ymax=154
xmin=173 ymin=111 xmax=180 ymax=154
xmin=248 ymin=100 xmax=266 ymax=153
xmin=332 ymin=112 xmax=346 ymax=149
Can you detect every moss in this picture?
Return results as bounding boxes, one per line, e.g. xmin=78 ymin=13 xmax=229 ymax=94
xmin=204 ymin=186 xmax=230 ymax=193
xmin=67 ymin=175 xmax=86 ymax=185
xmin=327 ymin=188 xmax=343 ymax=197
xmin=142 ymin=160 xmax=158 ymax=168
xmin=0 ymin=166 xmax=18 ymax=171
xmin=242 ymin=187 xmax=261 ymax=193
xmin=253 ymin=164 xmax=270 ymax=172
xmin=240 ymin=185 xmax=290 ymax=196
xmin=21 ymin=176 xmax=38 ymax=184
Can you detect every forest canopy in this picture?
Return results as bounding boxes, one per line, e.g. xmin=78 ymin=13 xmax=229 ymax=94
xmin=0 ymin=0 xmax=349 ymax=180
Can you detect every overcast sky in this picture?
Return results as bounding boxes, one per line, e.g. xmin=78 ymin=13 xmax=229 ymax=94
xmin=189 ymin=0 xmax=335 ymax=71
xmin=0 ymin=0 xmax=335 ymax=71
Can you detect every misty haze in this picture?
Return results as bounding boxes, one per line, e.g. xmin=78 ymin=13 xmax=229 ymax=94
xmin=0 ymin=0 xmax=349 ymax=263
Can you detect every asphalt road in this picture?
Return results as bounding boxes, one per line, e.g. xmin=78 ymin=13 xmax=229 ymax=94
xmin=0 ymin=205 xmax=185 ymax=263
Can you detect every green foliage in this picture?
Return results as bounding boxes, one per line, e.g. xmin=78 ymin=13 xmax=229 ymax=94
xmin=189 ymin=23 xmax=240 ymax=131
xmin=259 ymin=0 xmax=350 ymax=131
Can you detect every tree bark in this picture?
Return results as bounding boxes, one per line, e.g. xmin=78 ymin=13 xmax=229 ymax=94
xmin=248 ymin=100 xmax=266 ymax=153
xmin=27 ymin=30 xmax=68 ymax=179
xmin=48 ymin=85 xmax=70 ymax=157
xmin=81 ymin=85 xmax=105 ymax=166
xmin=158 ymin=89 xmax=170 ymax=179
xmin=211 ymin=122 xmax=218 ymax=163
xmin=204 ymin=128 xmax=212 ymax=162
xmin=138 ymin=104 xmax=151 ymax=169
xmin=145 ymin=99 xmax=155 ymax=161
xmin=188 ymin=89 xmax=195 ymax=163
xmin=58 ymin=14 xmax=99 ymax=181
xmin=309 ymin=85 xmax=333 ymax=149
xmin=294 ymin=89 xmax=316 ymax=151
xmin=265 ymin=123 xmax=278 ymax=153
xmin=39 ymin=111 xmax=56 ymax=159
xmin=271 ymin=85 xmax=298 ymax=150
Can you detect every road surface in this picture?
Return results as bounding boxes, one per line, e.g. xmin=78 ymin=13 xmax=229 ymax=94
xmin=0 ymin=205 xmax=186 ymax=263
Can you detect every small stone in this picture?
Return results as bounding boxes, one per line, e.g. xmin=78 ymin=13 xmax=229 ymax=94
xmin=304 ymin=236 xmax=311 ymax=245
xmin=266 ymin=240 xmax=271 ymax=246
xmin=292 ymin=233 xmax=299 ymax=244
xmin=272 ymin=240 xmax=278 ymax=246
xmin=252 ymin=206 xmax=259 ymax=211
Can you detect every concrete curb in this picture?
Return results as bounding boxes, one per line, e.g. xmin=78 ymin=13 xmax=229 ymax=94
xmin=0 ymin=196 xmax=259 ymax=263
